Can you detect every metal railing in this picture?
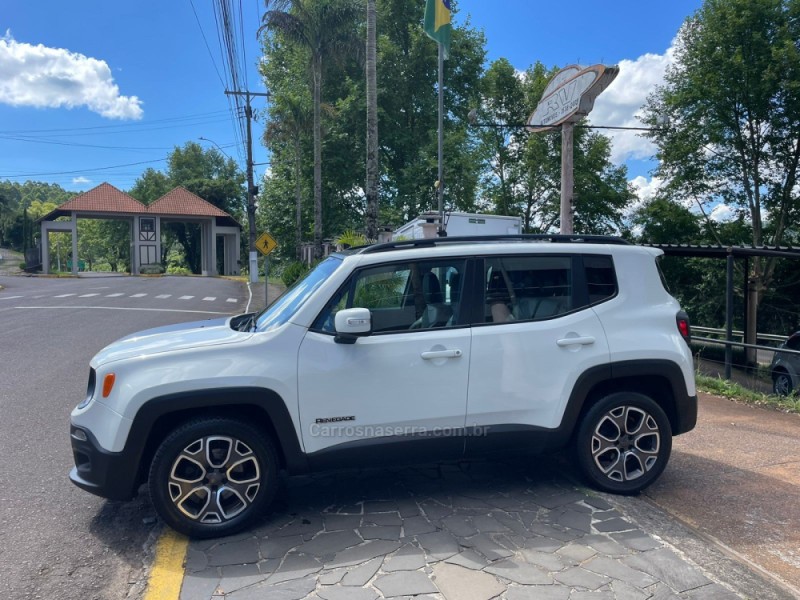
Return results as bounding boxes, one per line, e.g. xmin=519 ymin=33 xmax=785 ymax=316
xmin=693 ymin=326 xmax=788 ymax=344
xmin=692 ymin=328 xmax=800 ymax=381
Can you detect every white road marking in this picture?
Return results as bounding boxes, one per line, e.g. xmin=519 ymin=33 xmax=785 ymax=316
xmin=15 ymin=306 xmax=230 ymax=315
xmin=155 ymin=294 xmax=172 ymax=299
xmin=106 ymin=293 xmax=124 ymax=297
xmin=226 ymin=298 xmax=237 ymax=303
xmin=79 ymin=293 xmax=99 ymax=297
xmin=202 ymin=297 xmax=216 ymax=301
xmin=178 ymin=295 xmax=194 ymax=300
xmin=54 ymin=293 xmax=76 ymax=298
xmin=0 ymin=295 xmax=24 ymax=300
xmin=130 ymin=293 xmax=147 ymax=298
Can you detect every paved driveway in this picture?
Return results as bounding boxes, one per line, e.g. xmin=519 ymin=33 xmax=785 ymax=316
xmin=180 ymin=456 xmax=786 ymax=600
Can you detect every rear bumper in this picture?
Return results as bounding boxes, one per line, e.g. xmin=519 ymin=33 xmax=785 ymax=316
xmin=69 ymin=425 xmax=140 ymax=501
xmin=674 ymin=394 xmax=698 ymax=435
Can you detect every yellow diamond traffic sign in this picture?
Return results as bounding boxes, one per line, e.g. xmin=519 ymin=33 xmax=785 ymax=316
xmin=255 ymin=232 xmax=278 ymax=256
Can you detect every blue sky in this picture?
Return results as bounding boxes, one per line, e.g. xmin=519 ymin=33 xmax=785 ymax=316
xmin=1 ymin=0 xmax=702 ymax=199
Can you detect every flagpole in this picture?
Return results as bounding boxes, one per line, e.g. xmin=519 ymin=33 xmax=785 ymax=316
xmin=437 ymin=43 xmax=445 ymax=236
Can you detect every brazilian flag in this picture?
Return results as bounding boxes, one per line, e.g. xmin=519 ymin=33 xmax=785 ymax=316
xmin=424 ymin=0 xmax=452 ymax=59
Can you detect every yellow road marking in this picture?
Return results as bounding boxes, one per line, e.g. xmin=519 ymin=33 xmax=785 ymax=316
xmin=143 ymin=529 xmax=188 ymax=600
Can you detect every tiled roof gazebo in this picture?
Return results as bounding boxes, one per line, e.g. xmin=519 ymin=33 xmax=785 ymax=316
xmin=38 ymin=183 xmax=242 ymax=276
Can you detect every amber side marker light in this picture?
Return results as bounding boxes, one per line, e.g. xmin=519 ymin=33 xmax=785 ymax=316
xmin=102 ymin=374 xmax=116 ymax=398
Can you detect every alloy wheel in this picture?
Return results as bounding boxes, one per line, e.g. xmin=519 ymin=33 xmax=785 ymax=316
xmin=591 ymin=405 xmax=661 ymax=483
xmin=167 ymin=435 xmax=262 ymax=524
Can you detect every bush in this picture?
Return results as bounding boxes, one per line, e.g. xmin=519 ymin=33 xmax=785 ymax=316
xmin=166 ymin=265 xmax=192 ymax=276
xmin=281 ymin=261 xmax=309 ymax=287
xmin=140 ymin=264 xmax=165 ymax=275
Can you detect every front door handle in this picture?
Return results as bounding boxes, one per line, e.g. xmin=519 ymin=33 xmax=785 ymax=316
xmin=556 ymin=336 xmax=595 ymax=347
xmin=421 ymin=349 xmax=463 ymax=360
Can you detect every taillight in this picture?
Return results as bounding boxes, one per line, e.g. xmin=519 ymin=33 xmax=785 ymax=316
xmin=676 ymin=311 xmax=691 ymax=343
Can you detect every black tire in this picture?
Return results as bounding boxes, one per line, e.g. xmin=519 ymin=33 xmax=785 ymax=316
xmin=773 ymin=371 xmax=793 ymax=396
xmin=149 ymin=418 xmax=279 ymax=538
xmin=575 ymin=392 xmax=672 ymax=495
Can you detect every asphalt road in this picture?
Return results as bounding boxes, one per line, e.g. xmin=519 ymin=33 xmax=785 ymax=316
xmin=0 ymin=274 xmax=250 ymax=600
xmin=644 ymin=393 xmax=800 ymax=594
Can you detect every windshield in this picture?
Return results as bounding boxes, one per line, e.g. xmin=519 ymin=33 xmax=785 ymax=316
xmin=255 ymin=256 xmax=343 ymax=331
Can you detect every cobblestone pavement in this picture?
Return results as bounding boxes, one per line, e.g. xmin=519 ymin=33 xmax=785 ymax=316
xmin=179 ymin=458 xmax=759 ymax=600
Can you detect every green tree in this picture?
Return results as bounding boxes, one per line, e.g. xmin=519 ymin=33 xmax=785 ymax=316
xmin=479 ymin=62 xmax=633 ymax=233
xmin=475 ymin=58 xmax=527 ymax=216
xmin=376 ymin=0 xmax=485 ymax=222
xmin=260 ymin=0 xmax=363 ymax=259
xmin=261 ymin=38 xmax=313 ymax=260
xmin=365 ymin=0 xmax=379 ymax=239
xmin=631 ymin=197 xmax=701 ymax=244
xmin=0 ymin=181 xmax=72 ymax=250
xmin=642 ymin=0 xmax=800 ymax=356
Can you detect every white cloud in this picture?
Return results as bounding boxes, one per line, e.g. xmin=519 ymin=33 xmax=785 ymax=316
xmin=0 ymin=32 xmax=143 ymax=119
xmin=72 ymin=176 xmax=91 ymax=185
xmin=590 ymin=41 xmax=676 ymax=164
xmin=624 ymin=175 xmax=664 ymax=217
xmin=710 ymin=204 xmax=735 ymax=222
xmin=630 ymin=175 xmax=663 ymax=203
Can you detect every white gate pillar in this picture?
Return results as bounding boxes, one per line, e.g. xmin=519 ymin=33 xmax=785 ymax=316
xmin=71 ymin=213 xmax=79 ymax=275
xmin=41 ymin=222 xmax=50 ymax=274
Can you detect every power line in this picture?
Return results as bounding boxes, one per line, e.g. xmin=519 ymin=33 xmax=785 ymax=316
xmin=0 ymin=136 xmax=177 ymax=151
xmin=0 ymin=158 xmax=169 ymax=178
xmin=189 ymin=0 xmax=227 ymax=88
xmin=0 ymin=111 xmax=231 ymax=137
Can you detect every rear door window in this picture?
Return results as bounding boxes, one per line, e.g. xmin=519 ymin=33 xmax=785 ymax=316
xmin=481 ymin=256 xmax=573 ymax=323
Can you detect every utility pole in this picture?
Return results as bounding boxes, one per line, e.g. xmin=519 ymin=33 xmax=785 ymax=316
xmin=225 ymin=90 xmax=269 ymax=283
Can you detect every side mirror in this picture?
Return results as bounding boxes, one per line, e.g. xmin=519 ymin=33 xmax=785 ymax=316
xmin=334 ymin=308 xmax=372 ymax=344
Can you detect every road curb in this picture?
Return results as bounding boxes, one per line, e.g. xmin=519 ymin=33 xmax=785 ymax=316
xmin=143 ymin=528 xmax=188 ymax=600
xmin=610 ymin=492 xmax=798 ymax=600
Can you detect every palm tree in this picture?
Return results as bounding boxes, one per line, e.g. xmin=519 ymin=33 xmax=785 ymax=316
xmin=261 ymin=0 xmax=362 ymax=259
xmin=365 ymin=0 xmax=378 ymax=240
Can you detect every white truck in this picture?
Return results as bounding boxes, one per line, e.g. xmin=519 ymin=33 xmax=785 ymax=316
xmin=394 ymin=212 xmax=522 ymax=239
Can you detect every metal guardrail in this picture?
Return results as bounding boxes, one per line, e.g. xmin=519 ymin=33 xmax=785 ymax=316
xmin=693 ymin=326 xmax=788 ymax=344
xmin=692 ymin=336 xmax=800 ymax=355
xmin=692 ymin=333 xmax=800 ymax=382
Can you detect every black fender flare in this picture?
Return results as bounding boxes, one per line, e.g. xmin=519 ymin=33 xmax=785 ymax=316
xmin=127 ymin=387 xmax=309 ymax=480
xmin=554 ymin=359 xmax=697 ymax=446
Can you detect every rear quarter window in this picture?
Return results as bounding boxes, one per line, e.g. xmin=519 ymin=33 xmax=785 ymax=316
xmin=584 ymin=255 xmax=617 ymax=305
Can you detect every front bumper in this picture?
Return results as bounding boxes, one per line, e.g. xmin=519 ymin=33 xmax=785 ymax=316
xmin=69 ymin=425 xmax=140 ymax=501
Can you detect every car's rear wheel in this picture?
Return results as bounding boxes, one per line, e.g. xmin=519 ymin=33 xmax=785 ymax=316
xmin=149 ymin=418 xmax=279 ymax=538
xmin=576 ymin=392 xmax=672 ymax=495
xmin=773 ymin=372 xmax=793 ymax=396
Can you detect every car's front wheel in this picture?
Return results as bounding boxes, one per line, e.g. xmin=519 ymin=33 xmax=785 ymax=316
xmin=149 ymin=418 xmax=279 ymax=538
xmin=773 ymin=371 xmax=793 ymax=396
xmin=576 ymin=392 xmax=672 ymax=495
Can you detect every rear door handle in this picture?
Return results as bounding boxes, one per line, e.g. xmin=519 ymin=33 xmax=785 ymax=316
xmin=556 ymin=336 xmax=595 ymax=347
xmin=421 ymin=349 xmax=463 ymax=360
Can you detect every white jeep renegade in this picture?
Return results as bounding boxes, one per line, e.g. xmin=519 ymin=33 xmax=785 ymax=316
xmin=69 ymin=235 xmax=697 ymax=538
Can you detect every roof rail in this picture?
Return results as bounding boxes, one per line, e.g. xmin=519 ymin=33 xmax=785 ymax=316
xmin=359 ymin=234 xmax=630 ymax=254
